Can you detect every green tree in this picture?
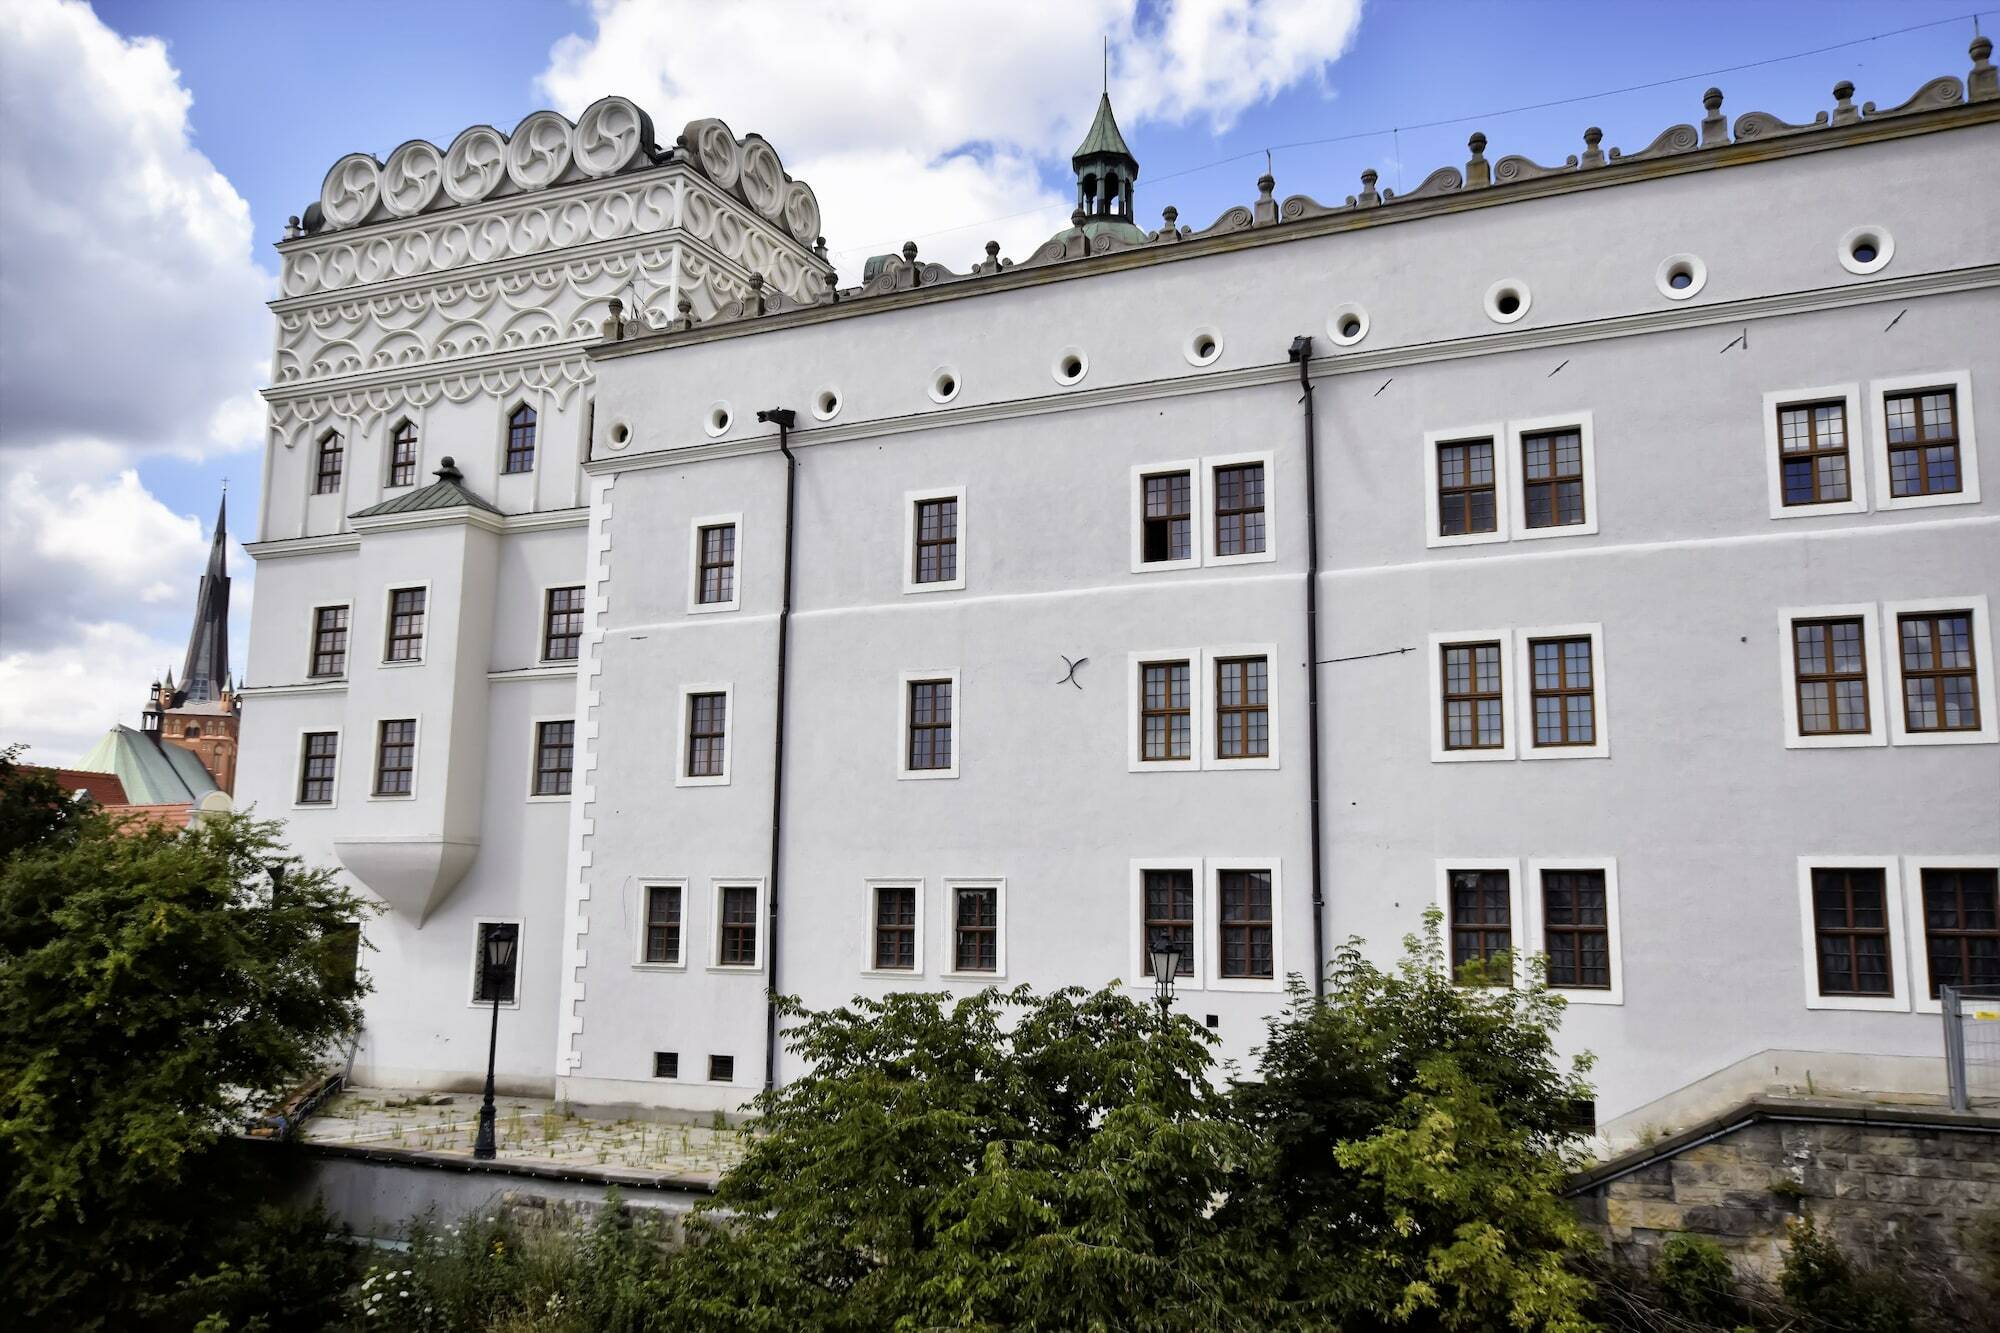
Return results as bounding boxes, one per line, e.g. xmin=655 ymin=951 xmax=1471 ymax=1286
xmin=0 ymin=804 xmax=372 ymax=1328
xmin=1222 ymin=912 xmax=1598 ymax=1330
xmin=0 ymin=743 xmax=90 ymax=861
xmin=660 ymin=984 xmax=1257 ymax=1332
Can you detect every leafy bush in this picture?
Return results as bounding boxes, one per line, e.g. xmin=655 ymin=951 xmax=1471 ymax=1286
xmin=1779 ymin=1211 xmax=1924 ymax=1332
xmin=1652 ymin=1232 xmax=1738 ymax=1323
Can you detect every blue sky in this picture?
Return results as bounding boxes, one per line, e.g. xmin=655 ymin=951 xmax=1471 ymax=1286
xmin=0 ymin=0 xmax=1989 ymax=762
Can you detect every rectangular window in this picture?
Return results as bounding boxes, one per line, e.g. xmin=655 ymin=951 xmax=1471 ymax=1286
xmin=373 ymin=719 xmax=415 ymax=796
xmin=1884 ymin=387 xmax=1961 ymax=498
xmin=709 ymin=1054 xmax=735 ymax=1083
xmin=1436 ymin=438 xmax=1497 ymax=536
xmin=952 ymin=884 xmax=998 ymax=974
xmin=1441 ymin=641 xmax=1504 ymax=750
xmin=533 ymin=720 xmax=574 ymax=797
xmin=1448 ymin=868 xmax=1512 ymax=975
xmin=872 ymin=884 xmax=917 ymax=971
xmin=504 ymin=404 xmax=537 ymax=474
xmin=1142 ymin=470 xmax=1193 ymax=562
xmin=1217 ymin=869 xmax=1274 ymax=980
xmin=1140 ymin=660 xmax=1192 ymax=762
xmin=1777 ymin=399 xmax=1851 ymax=506
xmin=1922 ymin=868 xmax=2000 ymax=997
xmin=652 ymin=1051 xmax=679 ymax=1079
xmin=385 ymin=588 xmax=426 ymax=662
xmin=1142 ymin=869 xmax=1195 ymax=977
xmin=1521 ymin=428 xmax=1585 ymax=529
xmin=906 ymin=679 xmax=953 ymax=771
xmin=1213 ymin=463 xmax=1266 ymax=556
xmin=1541 ymin=869 xmax=1610 ymax=989
xmin=310 ymin=606 xmax=348 ymax=678
xmin=297 ymin=732 xmax=338 ymax=804
xmin=1529 ymin=637 xmax=1595 ymax=747
xmin=543 ymin=587 xmax=584 ymax=661
xmin=1793 ymin=618 xmax=1870 ymax=735
xmin=1899 ymin=611 xmax=1981 ymax=732
xmin=314 ymin=432 xmax=344 ymax=494
xmin=913 ymin=497 xmax=958 ymax=585
xmin=686 ymin=692 xmax=727 ymax=778
xmin=718 ymin=885 xmax=758 ymax=966
xmin=1812 ymin=867 xmax=1892 ymax=996
xmin=473 ymin=922 xmax=518 ymax=1004
xmin=1215 ymin=656 xmax=1269 ymax=759
xmin=388 ymin=420 xmax=418 ymax=488
xmin=644 ymin=884 xmax=682 ymax=965
xmin=697 ymin=524 xmax=737 ymax=605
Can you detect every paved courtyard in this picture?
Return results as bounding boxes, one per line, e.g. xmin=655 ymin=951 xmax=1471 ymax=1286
xmin=298 ymin=1087 xmax=753 ymax=1184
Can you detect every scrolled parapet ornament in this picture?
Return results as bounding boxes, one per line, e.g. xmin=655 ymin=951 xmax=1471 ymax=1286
xmin=675 ymin=117 xmax=824 ymax=247
xmin=381 ymin=141 xmax=445 ymax=216
xmin=1618 ymin=122 xmax=1700 ymax=162
xmin=1732 ymin=108 xmax=1829 ymax=141
xmin=1401 ymin=165 xmax=1464 ymax=201
xmin=1862 ymin=75 xmax=1966 ymax=120
xmin=1493 ymin=151 xmax=1578 ymax=184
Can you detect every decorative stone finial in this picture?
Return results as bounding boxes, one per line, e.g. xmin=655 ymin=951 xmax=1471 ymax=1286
xmin=1255 ymin=170 xmax=1279 ymax=224
xmin=1070 ymin=206 xmax=1086 ymax=228
xmin=902 ymin=241 xmax=918 ymax=263
xmin=1356 ymin=169 xmax=1380 ymax=207
xmin=601 ymin=296 xmax=625 ymax=341
xmin=436 ymin=456 xmax=462 ymax=482
xmin=748 ymin=271 xmax=766 ymax=316
xmin=814 ymin=235 xmax=828 ymax=260
xmin=1466 ymin=132 xmax=1491 ymax=189
xmin=1832 ymin=80 xmax=1858 ymax=124
xmin=748 ymin=271 xmax=765 ymax=289
xmin=1162 ymin=204 xmax=1178 ymax=230
xmin=283 ymin=215 xmax=303 ymax=240
xmin=1581 ymin=126 xmax=1605 ymax=168
xmin=676 ymin=293 xmax=694 ymax=330
xmin=1972 ymin=33 xmax=1997 ymax=102
xmin=1701 ymin=87 xmax=1727 ymax=146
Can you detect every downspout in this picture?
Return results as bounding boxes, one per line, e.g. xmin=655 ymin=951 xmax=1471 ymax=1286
xmin=1287 ymin=337 xmax=1328 ymax=999
xmin=755 ymin=407 xmax=798 ymax=1092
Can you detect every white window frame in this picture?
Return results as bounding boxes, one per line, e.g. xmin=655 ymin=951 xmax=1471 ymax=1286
xmin=675 ymin=682 xmax=735 ymax=786
xmin=1129 ymin=460 xmax=1203 ymax=573
xmin=526 ymin=713 xmax=577 ymax=802
xmin=1428 ymin=629 xmax=1518 ymax=762
xmin=903 ymin=486 xmax=967 ymax=593
xmin=1434 ymin=858 xmax=1526 ymax=988
xmin=1516 ymin=622 xmax=1610 ymax=760
xmin=942 ymin=877 xmax=1008 ymax=980
xmin=1201 ymin=644 xmax=1281 ymax=771
xmin=1796 ymin=855 xmax=1909 ymax=1012
xmin=379 ymin=581 xmax=431 ymax=667
xmin=306 ymin=602 xmax=352 ymax=679
xmin=1204 ymin=450 xmax=1278 ymax=568
xmin=1882 ymin=594 xmax=1996 ymax=746
xmin=1206 ymin=858 xmax=1284 ymax=993
xmin=1130 ymin=857 xmax=1205 ymax=992
xmin=1128 ymin=649 xmax=1202 ymax=772
xmin=1423 ymin=424 xmax=1510 ymax=549
xmin=1778 ymin=603 xmax=1888 ymax=749
xmin=708 ymin=878 xmax=767 ymax=972
xmin=538 ymin=582 xmax=587 ymax=664
xmin=1506 ymin=411 xmax=1599 ymax=541
xmin=1903 ymin=854 xmax=2000 ymax=1015
xmin=292 ymin=726 xmax=343 ymax=809
xmin=860 ymin=878 xmax=926 ymax=978
xmin=1868 ymin=370 xmax=1980 ymax=511
xmin=467 ymin=916 xmax=525 ymax=1010
xmin=367 ymin=714 xmax=420 ymax=802
xmin=633 ymin=878 xmax=688 ymax=971
xmin=686 ymin=513 xmax=743 ymax=614
xmin=897 ymin=669 xmax=960 ymax=780
xmin=1525 ymin=857 xmax=1622 ymax=1005
xmin=1762 ymin=384 xmax=1866 ymax=519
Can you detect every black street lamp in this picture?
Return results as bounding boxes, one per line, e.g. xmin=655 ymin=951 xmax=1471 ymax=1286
xmin=1149 ymin=932 xmax=1183 ymax=1020
xmin=473 ymin=923 xmax=519 ymax=1161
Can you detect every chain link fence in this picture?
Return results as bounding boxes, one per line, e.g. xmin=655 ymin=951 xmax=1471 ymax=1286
xmin=1941 ymin=985 xmax=2000 ymax=1112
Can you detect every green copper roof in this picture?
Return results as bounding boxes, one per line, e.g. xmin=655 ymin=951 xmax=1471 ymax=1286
xmin=351 ymin=457 xmax=501 ymax=519
xmin=74 ymin=725 xmax=219 ymax=805
xmin=1072 ymin=94 xmax=1135 ymax=165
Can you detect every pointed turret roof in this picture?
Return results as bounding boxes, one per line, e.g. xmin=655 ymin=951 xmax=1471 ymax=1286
xmin=1073 ymin=93 xmax=1135 ymax=166
xmin=177 ymin=495 xmax=231 ymax=705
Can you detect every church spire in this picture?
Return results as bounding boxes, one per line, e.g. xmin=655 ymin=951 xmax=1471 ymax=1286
xmin=177 ymin=493 xmax=231 ymax=706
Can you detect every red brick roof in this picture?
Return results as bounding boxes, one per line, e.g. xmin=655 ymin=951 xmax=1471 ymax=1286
xmin=33 ymin=767 xmax=128 ymax=806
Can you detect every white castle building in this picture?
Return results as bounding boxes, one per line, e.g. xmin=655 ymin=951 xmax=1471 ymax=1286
xmin=239 ymin=44 xmax=2000 ymax=1140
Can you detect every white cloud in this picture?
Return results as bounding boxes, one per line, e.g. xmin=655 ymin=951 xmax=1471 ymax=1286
xmin=538 ymin=0 xmax=1363 ymax=278
xmin=0 ymin=0 xmax=272 ymax=459
xmin=0 ymin=620 xmax=187 ymax=767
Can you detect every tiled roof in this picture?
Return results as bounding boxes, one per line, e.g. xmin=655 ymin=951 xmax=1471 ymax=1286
xmin=73 ymin=726 xmax=220 ymax=805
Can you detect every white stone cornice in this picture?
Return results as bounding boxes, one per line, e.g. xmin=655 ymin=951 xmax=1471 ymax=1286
xmin=237 ymin=680 xmax=349 ymax=698
xmin=487 ymin=663 xmax=582 ymax=682
xmin=586 ymin=262 xmax=2000 ymax=476
xmin=244 ymin=533 xmax=363 ymax=560
xmin=262 ymin=344 xmax=593 ymax=406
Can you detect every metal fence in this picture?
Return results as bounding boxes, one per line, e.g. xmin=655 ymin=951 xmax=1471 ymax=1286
xmin=1941 ymin=985 xmax=2000 ymax=1112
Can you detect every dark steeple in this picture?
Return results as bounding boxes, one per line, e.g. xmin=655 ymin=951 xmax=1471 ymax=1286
xmin=1072 ymin=92 xmax=1138 ymax=221
xmin=178 ymin=494 xmax=231 ymax=705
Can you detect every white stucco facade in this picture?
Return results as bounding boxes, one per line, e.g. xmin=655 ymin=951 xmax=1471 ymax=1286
xmin=240 ymin=54 xmax=2000 ymax=1137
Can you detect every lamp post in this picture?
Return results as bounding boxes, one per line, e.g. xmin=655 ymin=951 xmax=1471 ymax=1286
xmin=1149 ymin=932 xmax=1184 ymax=1021
xmin=473 ymin=923 xmax=518 ymax=1161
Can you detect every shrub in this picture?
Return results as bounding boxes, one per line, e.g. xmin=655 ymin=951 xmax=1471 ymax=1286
xmin=1652 ymin=1232 xmax=1738 ymax=1323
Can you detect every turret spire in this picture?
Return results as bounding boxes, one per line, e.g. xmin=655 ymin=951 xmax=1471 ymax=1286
xmin=1072 ymin=89 xmax=1138 ymax=221
xmin=177 ymin=494 xmax=232 ymax=705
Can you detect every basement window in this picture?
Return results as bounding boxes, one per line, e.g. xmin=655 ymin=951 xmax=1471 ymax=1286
xmin=708 ymin=1054 xmax=734 ymax=1083
xmin=652 ymin=1051 xmax=679 ymax=1079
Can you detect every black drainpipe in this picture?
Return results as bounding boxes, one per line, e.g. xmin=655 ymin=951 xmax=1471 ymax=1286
xmin=1286 ymin=337 xmax=1328 ymax=999
xmin=755 ymin=407 xmax=797 ymax=1091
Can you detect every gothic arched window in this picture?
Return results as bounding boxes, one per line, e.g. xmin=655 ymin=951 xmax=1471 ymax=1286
xmin=388 ymin=419 xmax=418 ymax=487
xmin=314 ymin=429 xmax=344 ymax=495
xmin=504 ymin=403 xmax=537 ymax=475
xmin=184 ymin=724 xmax=200 ymax=738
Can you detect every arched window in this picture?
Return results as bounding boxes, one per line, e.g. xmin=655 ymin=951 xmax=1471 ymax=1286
xmin=504 ymin=403 xmax=537 ymax=474
xmin=184 ymin=724 xmax=200 ymax=739
xmin=388 ymin=419 xmax=418 ymax=487
xmin=314 ymin=430 xmax=345 ymax=494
